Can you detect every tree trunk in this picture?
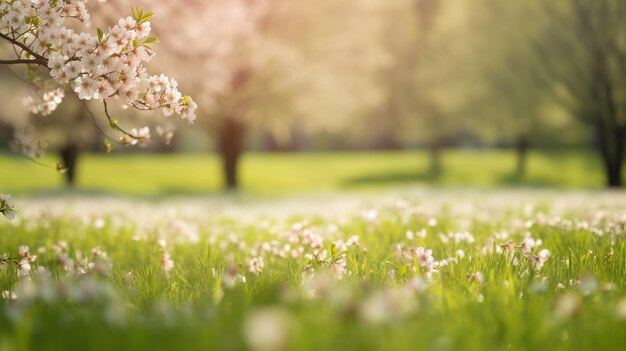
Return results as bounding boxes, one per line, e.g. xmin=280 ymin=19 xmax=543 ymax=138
xmin=516 ymin=134 xmax=529 ymax=178
xmin=429 ymin=140 xmax=442 ymax=178
xmin=59 ymin=142 xmax=80 ymax=187
xmin=599 ymin=126 xmax=625 ymax=188
xmin=374 ymin=130 xmax=401 ymax=150
xmin=217 ymin=118 xmax=245 ymax=191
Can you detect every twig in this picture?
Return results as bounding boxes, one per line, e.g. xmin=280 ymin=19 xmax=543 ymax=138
xmin=103 ymin=99 xmax=136 ymax=139
xmin=26 ymin=155 xmax=55 ymax=169
xmin=0 ymin=32 xmax=48 ymax=65
xmin=81 ymin=100 xmax=122 ymax=145
xmin=0 ymin=58 xmax=40 ymax=65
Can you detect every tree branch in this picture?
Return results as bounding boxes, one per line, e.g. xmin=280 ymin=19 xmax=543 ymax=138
xmin=103 ymin=99 xmax=146 ymax=142
xmin=0 ymin=58 xmax=41 ymax=65
xmin=0 ymin=32 xmax=48 ymax=65
xmin=81 ymin=100 xmax=122 ymax=145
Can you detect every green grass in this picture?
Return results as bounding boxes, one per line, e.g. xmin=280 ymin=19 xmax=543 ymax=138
xmin=0 ymin=149 xmax=617 ymax=196
xmin=0 ymin=193 xmax=624 ymax=351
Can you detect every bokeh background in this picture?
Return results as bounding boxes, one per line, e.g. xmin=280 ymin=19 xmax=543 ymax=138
xmin=1 ymin=0 xmax=624 ymax=196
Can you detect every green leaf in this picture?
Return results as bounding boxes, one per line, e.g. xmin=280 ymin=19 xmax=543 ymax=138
xmin=97 ymin=28 xmax=104 ymax=42
xmin=175 ymin=272 xmax=192 ymax=288
xmin=132 ymin=5 xmax=139 ymax=21
xmin=133 ymin=5 xmax=144 ymax=22
xmin=330 ymin=243 xmax=338 ymax=257
xmin=213 ymin=278 xmax=223 ymax=305
xmin=139 ymin=12 xmax=154 ymax=24
xmin=142 ymin=36 xmax=159 ymax=44
xmin=397 ymin=265 xmax=408 ymax=277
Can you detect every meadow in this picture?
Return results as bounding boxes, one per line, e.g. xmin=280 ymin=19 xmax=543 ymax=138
xmin=0 ymin=188 xmax=625 ymax=351
xmin=0 ymin=149 xmax=614 ymax=196
xmin=1 ymin=150 xmax=625 ymax=351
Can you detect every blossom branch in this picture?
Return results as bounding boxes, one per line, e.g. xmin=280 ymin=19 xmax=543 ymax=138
xmin=0 ymin=32 xmax=47 ymax=65
xmin=103 ymin=99 xmax=137 ymax=139
xmin=81 ymin=100 xmax=123 ymax=146
xmin=0 ymin=58 xmax=41 ymax=65
xmin=0 ymin=0 xmax=197 ymax=156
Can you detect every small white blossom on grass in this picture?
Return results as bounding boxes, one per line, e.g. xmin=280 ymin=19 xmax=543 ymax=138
xmin=406 ymin=230 xmax=414 ymax=240
xmin=162 ymin=252 xmax=174 ymax=273
xmin=405 ymin=276 xmax=427 ymax=293
xmin=468 ymin=272 xmax=484 ymax=285
xmin=360 ymin=287 xmax=419 ymax=325
xmin=221 ymin=263 xmax=247 ymax=288
xmin=414 ymin=247 xmax=434 ymax=268
xmin=427 ymin=218 xmax=437 ymax=227
xmin=244 ymin=307 xmax=293 ymax=351
xmin=456 ymin=249 xmax=465 ymax=259
xmin=302 ymin=271 xmax=336 ymax=299
xmin=124 ymin=272 xmax=135 ymax=286
xmin=248 ymin=257 xmax=265 ymax=275
xmin=529 ymin=249 xmax=551 ymax=270
xmin=579 ymin=276 xmax=598 ymax=296
xmin=554 ymin=294 xmax=580 ymax=320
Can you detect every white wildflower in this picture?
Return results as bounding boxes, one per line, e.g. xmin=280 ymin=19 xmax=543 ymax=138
xmin=244 ymin=307 xmax=292 ymax=351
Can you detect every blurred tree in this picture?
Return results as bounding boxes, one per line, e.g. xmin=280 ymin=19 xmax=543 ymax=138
xmin=413 ymin=0 xmax=445 ymax=177
xmin=515 ymin=0 xmax=626 ymax=187
xmin=143 ymin=0 xmax=297 ymax=190
xmin=101 ymin=0 xmax=387 ymax=190
xmin=0 ymin=68 xmax=97 ymax=187
xmin=464 ymin=0 xmax=551 ymax=178
xmin=36 ymin=94 xmax=98 ymax=187
xmin=373 ymin=0 xmax=468 ymax=177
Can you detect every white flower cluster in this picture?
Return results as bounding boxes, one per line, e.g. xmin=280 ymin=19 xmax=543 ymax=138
xmin=12 ymin=127 xmax=47 ymax=158
xmin=395 ymin=244 xmax=440 ymax=281
xmin=0 ymin=245 xmax=36 ymax=275
xmin=22 ymin=88 xmax=65 ymax=116
xmin=16 ymin=245 xmax=37 ymax=276
xmin=1 ymin=0 xmax=91 ymax=32
xmin=497 ymin=237 xmax=552 ymax=271
xmin=0 ymin=0 xmax=197 ymax=128
xmin=0 ymin=193 xmax=17 ymax=220
xmin=158 ymin=239 xmax=174 ymax=274
xmin=52 ymin=241 xmax=113 ymax=276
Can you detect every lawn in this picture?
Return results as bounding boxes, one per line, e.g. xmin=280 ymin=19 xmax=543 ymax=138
xmin=0 ymin=190 xmax=624 ymax=351
xmin=1 ymin=150 xmax=625 ymax=350
xmin=0 ymin=149 xmax=615 ymax=196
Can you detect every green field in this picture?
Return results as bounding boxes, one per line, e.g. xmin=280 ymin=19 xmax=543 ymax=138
xmin=1 ymin=150 xmax=625 ymax=350
xmin=0 ymin=191 xmax=625 ymax=351
xmin=0 ymin=149 xmax=617 ymax=196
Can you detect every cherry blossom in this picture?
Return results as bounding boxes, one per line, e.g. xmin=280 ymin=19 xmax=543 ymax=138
xmin=0 ymin=194 xmax=17 ymax=220
xmin=0 ymin=0 xmax=197 ymax=152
